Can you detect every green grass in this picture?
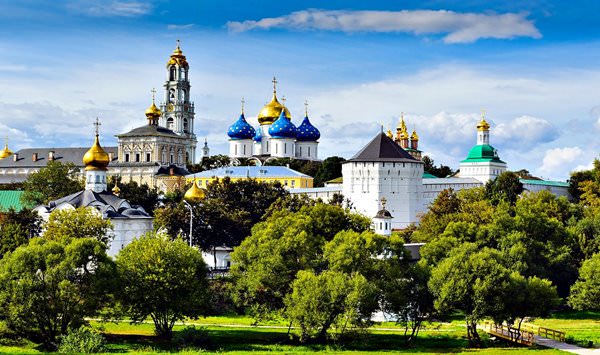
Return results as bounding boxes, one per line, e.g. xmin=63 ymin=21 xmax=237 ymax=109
xmin=530 ymin=310 xmax=600 ymax=348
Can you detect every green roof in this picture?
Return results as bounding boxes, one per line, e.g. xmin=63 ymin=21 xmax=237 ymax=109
xmin=461 ymin=144 xmax=505 ymax=163
xmin=326 ymin=176 xmax=343 ymax=184
xmin=0 ymin=191 xmax=23 ymax=211
xmin=423 ymin=172 xmax=438 ymax=179
xmin=520 ymin=179 xmax=569 ymax=188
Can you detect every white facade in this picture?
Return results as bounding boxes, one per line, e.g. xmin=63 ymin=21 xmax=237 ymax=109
xmin=202 ymin=247 xmax=233 ymax=269
xmin=342 ymin=160 xmax=423 ymax=229
xmin=296 ymin=141 xmax=318 ymax=160
xmin=229 ymin=139 xmax=253 ymax=158
xmin=270 ymin=138 xmax=296 ymax=158
xmin=459 ymin=162 xmax=507 ymax=183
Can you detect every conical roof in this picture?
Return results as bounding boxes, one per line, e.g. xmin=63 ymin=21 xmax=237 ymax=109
xmin=349 ymin=132 xmax=418 ymax=162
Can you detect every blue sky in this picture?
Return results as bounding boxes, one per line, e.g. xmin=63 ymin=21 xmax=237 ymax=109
xmin=1 ymin=0 xmax=600 ymax=180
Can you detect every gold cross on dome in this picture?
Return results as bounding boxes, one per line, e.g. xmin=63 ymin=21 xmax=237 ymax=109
xmin=151 ymin=88 xmax=157 ymax=102
xmin=93 ymin=117 xmax=101 ymax=136
xmin=176 ymin=39 xmax=180 ymax=48
xmin=381 ymin=197 xmax=387 ymax=209
xmin=241 ymin=97 xmax=245 ymax=114
xmin=304 ymin=100 xmax=309 ymax=116
xmin=281 ymin=95 xmax=286 ymax=107
xmin=272 ymin=76 xmax=278 ymax=93
xmin=481 ymin=109 xmax=486 ymax=119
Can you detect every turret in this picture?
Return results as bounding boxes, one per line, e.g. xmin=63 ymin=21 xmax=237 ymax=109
xmin=227 ymin=99 xmax=255 ymax=158
xmin=82 ymin=118 xmax=110 ymax=193
xmin=295 ymin=101 xmax=320 ymax=160
xmin=373 ymin=197 xmax=393 ymax=236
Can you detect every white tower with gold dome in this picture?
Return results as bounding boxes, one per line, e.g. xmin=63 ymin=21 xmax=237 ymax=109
xmin=257 ymin=77 xmax=292 ymax=156
xmin=159 ymin=40 xmax=197 ymax=163
xmin=83 ymin=118 xmax=110 ymax=192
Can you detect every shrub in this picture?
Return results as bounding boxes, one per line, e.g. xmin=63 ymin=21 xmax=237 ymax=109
xmin=58 ymin=327 xmax=106 ymax=354
xmin=173 ymin=326 xmax=209 ymax=349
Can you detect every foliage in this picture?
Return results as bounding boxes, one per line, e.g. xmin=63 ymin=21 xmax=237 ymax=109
xmin=285 ymin=270 xmax=377 ymax=342
xmin=173 ymin=326 xmax=209 ymax=349
xmin=187 ymin=154 xmax=231 ymax=173
xmin=422 ymin=156 xmax=454 ymax=178
xmin=58 ymin=326 xmax=106 ymax=354
xmin=0 ymin=208 xmax=42 ymax=259
xmin=0 ymin=237 xmax=115 ymax=349
xmin=313 ymin=156 xmax=346 ymax=187
xmin=264 ymin=158 xmax=322 ymax=180
xmin=20 ymin=161 xmax=83 ymax=207
xmin=43 ymin=207 xmax=112 ymax=246
xmin=115 ymin=232 xmax=209 ymax=339
xmin=108 ymin=177 xmax=160 ymax=215
xmin=504 ymin=274 xmax=560 ymax=331
xmin=485 ymin=171 xmax=523 ymax=205
xmin=155 ymin=178 xmax=289 ymax=258
xmin=569 ymin=253 xmax=600 ymax=311
xmin=569 ymin=169 xmax=594 ymax=202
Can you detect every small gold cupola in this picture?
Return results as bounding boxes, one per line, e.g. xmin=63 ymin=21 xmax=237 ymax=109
xmin=257 ymin=76 xmax=291 ymax=125
xmin=184 ymin=180 xmax=206 ymax=203
xmin=0 ymin=137 xmax=13 ymax=160
xmin=83 ymin=118 xmax=110 ymax=171
xmin=167 ymin=39 xmax=189 ymax=68
xmin=477 ymin=109 xmax=490 ymax=131
xmin=145 ymin=88 xmax=162 ymax=125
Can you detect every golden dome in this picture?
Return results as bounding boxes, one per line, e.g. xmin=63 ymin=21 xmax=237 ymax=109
xmin=83 ymin=135 xmax=110 ymax=171
xmin=411 ymin=129 xmax=419 ymax=140
xmin=477 ymin=118 xmax=490 ymax=131
xmin=112 ymin=185 xmax=121 ymax=195
xmin=166 ymin=41 xmax=189 ymax=68
xmin=386 ymin=129 xmax=393 ymax=139
xmin=257 ymin=93 xmax=291 ymax=125
xmin=184 ymin=180 xmax=205 ymax=203
xmin=145 ymin=101 xmax=161 ymax=121
xmin=0 ymin=143 xmax=13 ymax=159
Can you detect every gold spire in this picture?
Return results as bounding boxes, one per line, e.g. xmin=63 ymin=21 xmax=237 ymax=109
xmin=112 ymin=184 xmax=121 ymax=196
xmin=386 ymin=128 xmax=393 ymax=139
xmin=145 ymin=88 xmax=162 ymax=123
xmin=304 ymin=100 xmax=309 ymax=117
xmin=0 ymin=137 xmax=13 ymax=160
xmin=396 ymin=112 xmax=409 ymax=139
xmin=167 ymin=39 xmax=188 ymax=68
xmin=257 ymin=76 xmax=291 ymax=125
xmin=83 ymin=118 xmax=110 ymax=171
xmin=411 ymin=128 xmax=419 ymax=140
xmin=477 ymin=109 xmax=490 ymax=131
xmin=184 ymin=180 xmax=206 ymax=203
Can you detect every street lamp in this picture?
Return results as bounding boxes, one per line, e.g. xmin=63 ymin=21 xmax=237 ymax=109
xmin=183 ymin=179 xmax=206 ymax=247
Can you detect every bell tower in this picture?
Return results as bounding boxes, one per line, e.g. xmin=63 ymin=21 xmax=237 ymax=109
xmin=160 ymin=40 xmax=197 ymax=163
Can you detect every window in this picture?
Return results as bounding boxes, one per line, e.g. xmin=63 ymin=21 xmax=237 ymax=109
xmin=275 ymin=144 xmax=278 ymax=154
xmin=243 ymin=145 xmax=246 ymax=155
xmin=183 ymin=118 xmax=188 ymax=133
xmin=235 ymin=145 xmax=237 ymax=155
xmin=169 ymin=89 xmax=176 ymax=103
xmin=167 ymin=118 xmax=174 ymax=130
xmin=284 ymin=143 xmax=287 ymax=154
xmin=299 ymin=146 xmax=302 ymax=156
xmin=170 ymin=154 xmax=174 ymax=164
xmin=169 ymin=66 xmax=176 ymax=80
xmin=135 ymin=153 xmax=140 ymax=162
xmin=125 ymin=153 xmax=130 ymax=162
xmin=146 ymin=153 xmax=151 ymax=162
xmin=308 ymin=147 xmax=311 ymax=157
xmin=291 ymin=180 xmax=295 ymax=186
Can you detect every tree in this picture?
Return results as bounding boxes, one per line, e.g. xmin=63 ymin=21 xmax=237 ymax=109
xmin=108 ymin=177 xmax=160 ymax=215
xmin=231 ymin=203 xmax=371 ymax=321
xmin=422 ymin=156 xmax=454 ymax=178
xmin=313 ymin=156 xmax=346 ymax=187
xmin=569 ymin=169 xmax=594 ymax=202
xmin=0 ymin=237 xmax=115 ymax=349
xmin=21 ymin=161 xmax=83 ymax=207
xmin=0 ymin=208 xmax=42 ymax=259
xmin=284 ymin=270 xmax=377 ymax=342
xmin=116 ymin=232 xmax=209 ymax=338
xmin=264 ymin=157 xmax=322 ymax=178
xmin=428 ymin=244 xmax=515 ymax=346
xmin=187 ymin=154 xmax=231 ymax=173
xmin=569 ymin=253 xmax=600 ymax=311
xmin=43 ymin=208 xmax=112 ymax=246
xmin=485 ymin=171 xmax=524 ymax=205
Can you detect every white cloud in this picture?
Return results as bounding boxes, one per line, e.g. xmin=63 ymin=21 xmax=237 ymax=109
xmin=538 ymin=147 xmax=584 ymax=179
xmin=68 ymin=1 xmax=152 ymax=17
xmin=494 ymin=115 xmax=558 ymax=149
xmin=227 ymin=9 xmax=541 ymax=43
xmin=167 ymin=24 xmax=195 ymax=30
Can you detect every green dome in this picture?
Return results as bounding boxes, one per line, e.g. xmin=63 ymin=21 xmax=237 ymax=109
xmin=461 ymin=144 xmax=505 ymax=163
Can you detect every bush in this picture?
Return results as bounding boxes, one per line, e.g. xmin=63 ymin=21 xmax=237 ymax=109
xmin=173 ymin=326 xmax=209 ymax=349
xmin=58 ymin=327 xmax=106 ymax=354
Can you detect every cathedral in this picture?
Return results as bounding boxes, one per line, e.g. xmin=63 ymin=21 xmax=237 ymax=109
xmin=0 ymin=42 xmax=198 ymax=192
xmin=226 ymin=78 xmax=321 ymax=163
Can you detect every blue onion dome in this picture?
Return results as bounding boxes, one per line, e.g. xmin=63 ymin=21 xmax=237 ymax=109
xmin=296 ymin=115 xmax=320 ymax=142
xmin=253 ymin=126 xmax=263 ymax=142
xmin=268 ymin=109 xmax=297 ymax=139
xmin=227 ymin=113 xmax=255 ymax=140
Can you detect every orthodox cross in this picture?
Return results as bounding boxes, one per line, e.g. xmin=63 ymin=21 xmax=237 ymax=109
xmin=381 ymin=197 xmax=387 ymax=210
xmin=151 ymin=88 xmax=157 ymax=103
xmin=272 ymin=76 xmax=278 ymax=93
xmin=241 ymin=97 xmax=245 ymax=114
xmin=93 ymin=117 xmax=101 ymax=136
xmin=304 ymin=100 xmax=309 ymax=116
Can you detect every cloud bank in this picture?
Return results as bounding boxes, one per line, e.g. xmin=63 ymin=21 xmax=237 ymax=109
xmin=227 ymin=9 xmax=541 ymax=43
xmin=67 ymin=1 xmax=152 ymax=17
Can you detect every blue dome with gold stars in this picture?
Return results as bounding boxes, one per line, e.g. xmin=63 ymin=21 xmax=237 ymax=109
xmin=227 ymin=113 xmax=255 ymax=140
xmin=296 ymin=115 xmax=320 ymax=142
xmin=268 ymin=110 xmax=297 ymax=139
xmin=253 ymin=126 xmax=263 ymax=142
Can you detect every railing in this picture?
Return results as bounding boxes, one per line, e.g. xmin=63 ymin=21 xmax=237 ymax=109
xmin=484 ymin=322 xmax=534 ymax=346
xmin=524 ymin=324 xmax=566 ymax=342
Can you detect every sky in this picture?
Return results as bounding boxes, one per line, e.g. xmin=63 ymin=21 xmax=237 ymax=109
xmin=1 ymin=0 xmax=600 ymax=180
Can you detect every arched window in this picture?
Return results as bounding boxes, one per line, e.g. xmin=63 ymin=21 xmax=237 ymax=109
xmin=169 ymin=66 xmax=176 ymax=81
xmin=167 ymin=117 xmax=174 ymax=130
xmin=169 ymin=89 xmax=176 ymax=103
xmin=183 ymin=118 xmax=188 ymax=133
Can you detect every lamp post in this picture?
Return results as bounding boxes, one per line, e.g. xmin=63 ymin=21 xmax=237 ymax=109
xmin=183 ymin=200 xmax=193 ymax=247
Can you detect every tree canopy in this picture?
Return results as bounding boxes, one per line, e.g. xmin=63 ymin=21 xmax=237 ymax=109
xmin=43 ymin=207 xmax=112 ymax=246
xmin=21 ymin=161 xmax=83 ymax=207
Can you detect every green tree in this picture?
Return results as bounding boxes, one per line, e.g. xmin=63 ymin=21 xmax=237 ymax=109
xmin=504 ymin=274 xmax=559 ymax=334
xmin=428 ymin=244 xmax=515 ymax=346
xmin=284 ymin=270 xmax=377 ymax=342
xmin=43 ymin=208 xmax=112 ymax=246
xmin=313 ymin=156 xmax=346 ymax=187
xmin=0 ymin=208 xmax=42 ymax=258
xmin=116 ymin=232 xmax=209 ymax=338
xmin=187 ymin=154 xmax=231 ymax=173
xmin=0 ymin=237 xmax=115 ymax=349
xmin=422 ymin=156 xmax=454 ymax=178
xmin=264 ymin=157 xmax=322 ymax=178
xmin=485 ymin=171 xmax=524 ymax=205
xmin=569 ymin=253 xmax=600 ymax=311
xmin=21 ymin=161 xmax=83 ymax=207
xmin=569 ymin=169 xmax=594 ymax=202
xmin=108 ymin=177 xmax=159 ymax=215
xmin=231 ymin=203 xmax=371 ymax=320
